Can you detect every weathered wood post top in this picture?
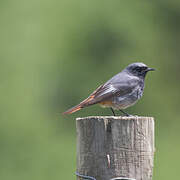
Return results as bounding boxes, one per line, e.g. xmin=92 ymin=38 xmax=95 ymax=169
xmin=76 ymin=116 xmax=155 ymax=180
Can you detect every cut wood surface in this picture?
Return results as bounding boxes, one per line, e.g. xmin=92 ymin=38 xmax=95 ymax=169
xmin=76 ymin=116 xmax=155 ymax=180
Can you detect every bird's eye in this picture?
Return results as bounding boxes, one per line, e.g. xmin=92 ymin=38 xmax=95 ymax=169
xmin=134 ymin=67 xmax=141 ymax=72
xmin=135 ymin=66 xmax=147 ymax=72
xmin=141 ymin=66 xmax=147 ymax=71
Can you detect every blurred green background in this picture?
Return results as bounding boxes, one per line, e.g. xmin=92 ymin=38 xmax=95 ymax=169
xmin=0 ymin=0 xmax=180 ymax=179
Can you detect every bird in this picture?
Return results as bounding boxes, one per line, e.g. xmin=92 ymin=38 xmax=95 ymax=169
xmin=63 ymin=62 xmax=155 ymax=116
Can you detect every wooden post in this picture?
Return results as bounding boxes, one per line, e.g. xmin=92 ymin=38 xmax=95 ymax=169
xmin=76 ymin=116 xmax=155 ymax=180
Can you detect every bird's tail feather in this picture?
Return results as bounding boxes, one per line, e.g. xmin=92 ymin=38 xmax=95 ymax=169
xmin=62 ymin=104 xmax=83 ymax=115
xmin=62 ymin=94 xmax=97 ymax=115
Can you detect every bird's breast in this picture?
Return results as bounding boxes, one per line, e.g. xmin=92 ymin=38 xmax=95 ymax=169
xmin=113 ymin=85 xmax=144 ymax=109
xmin=137 ymin=83 xmax=144 ymax=99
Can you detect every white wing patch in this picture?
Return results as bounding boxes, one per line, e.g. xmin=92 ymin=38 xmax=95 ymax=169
xmin=99 ymin=84 xmax=116 ymax=96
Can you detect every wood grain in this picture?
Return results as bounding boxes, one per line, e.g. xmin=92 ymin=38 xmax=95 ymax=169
xmin=76 ymin=116 xmax=154 ymax=180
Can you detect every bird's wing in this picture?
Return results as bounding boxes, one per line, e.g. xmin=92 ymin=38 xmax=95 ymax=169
xmin=86 ymin=75 xmax=140 ymax=105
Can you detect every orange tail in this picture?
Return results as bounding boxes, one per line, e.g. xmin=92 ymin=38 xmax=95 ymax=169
xmin=62 ymin=104 xmax=83 ymax=115
xmin=62 ymin=94 xmax=97 ymax=115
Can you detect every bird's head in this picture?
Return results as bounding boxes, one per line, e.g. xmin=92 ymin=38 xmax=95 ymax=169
xmin=124 ymin=62 xmax=155 ymax=78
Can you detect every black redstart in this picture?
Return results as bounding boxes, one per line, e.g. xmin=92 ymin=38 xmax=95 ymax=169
xmin=63 ymin=62 xmax=155 ymax=116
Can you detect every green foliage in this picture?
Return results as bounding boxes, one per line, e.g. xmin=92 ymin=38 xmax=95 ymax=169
xmin=0 ymin=0 xmax=180 ymax=179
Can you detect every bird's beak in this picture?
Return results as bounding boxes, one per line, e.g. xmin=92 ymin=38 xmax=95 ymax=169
xmin=147 ymin=67 xmax=155 ymax=71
